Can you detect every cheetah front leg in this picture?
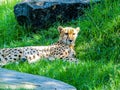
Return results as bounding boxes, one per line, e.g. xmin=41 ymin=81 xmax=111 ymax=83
xmin=48 ymin=57 xmax=56 ymax=61
xmin=48 ymin=56 xmax=79 ymax=64
xmin=63 ymin=57 xmax=79 ymax=64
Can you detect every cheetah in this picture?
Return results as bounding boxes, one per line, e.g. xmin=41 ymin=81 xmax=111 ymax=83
xmin=0 ymin=26 xmax=80 ymax=67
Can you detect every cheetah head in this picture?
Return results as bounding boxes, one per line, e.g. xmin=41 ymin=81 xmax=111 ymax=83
xmin=58 ymin=26 xmax=80 ymax=45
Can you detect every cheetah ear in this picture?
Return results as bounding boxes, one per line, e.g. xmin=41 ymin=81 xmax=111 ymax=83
xmin=58 ymin=26 xmax=63 ymax=33
xmin=76 ymin=27 xmax=80 ymax=32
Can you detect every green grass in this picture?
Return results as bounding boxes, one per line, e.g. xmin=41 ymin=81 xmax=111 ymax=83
xmin=0 ymin=0 xmax=120 ymax=90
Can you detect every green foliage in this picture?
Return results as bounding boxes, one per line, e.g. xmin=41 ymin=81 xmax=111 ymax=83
xmin=0 ymin=0 xmax=120 ymax=90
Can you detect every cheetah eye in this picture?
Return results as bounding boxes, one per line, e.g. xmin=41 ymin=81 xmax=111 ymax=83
xmin=73 ymin=33 xmax=75 ymax=35
xmin=65 ymin=33 xmax=68 ymax=35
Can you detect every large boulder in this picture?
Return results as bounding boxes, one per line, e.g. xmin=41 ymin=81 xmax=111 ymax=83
xmin=14 ymin=0 xmax=100 ymax=29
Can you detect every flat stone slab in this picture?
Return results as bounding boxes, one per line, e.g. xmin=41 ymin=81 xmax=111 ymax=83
xmin=0 ymin=68 xmax=76 ymax=90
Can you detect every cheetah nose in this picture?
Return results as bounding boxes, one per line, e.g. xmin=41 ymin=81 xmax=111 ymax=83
xmin=69 ymin=40 xmax=73 ymax=42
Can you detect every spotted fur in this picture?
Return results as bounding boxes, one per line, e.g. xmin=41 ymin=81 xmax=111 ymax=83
xmin=0 ymin=26 xmax=80 ymax=66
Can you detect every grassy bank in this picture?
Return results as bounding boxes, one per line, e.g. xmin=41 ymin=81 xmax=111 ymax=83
xmin=0 ymin=0 xmax=120 ymax=90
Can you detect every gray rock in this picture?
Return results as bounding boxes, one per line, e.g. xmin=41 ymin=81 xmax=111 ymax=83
xmin=14 ymin=0 xmax=100 ymax=29
xmin=0 ymin=68 xmax=76 ymax=90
